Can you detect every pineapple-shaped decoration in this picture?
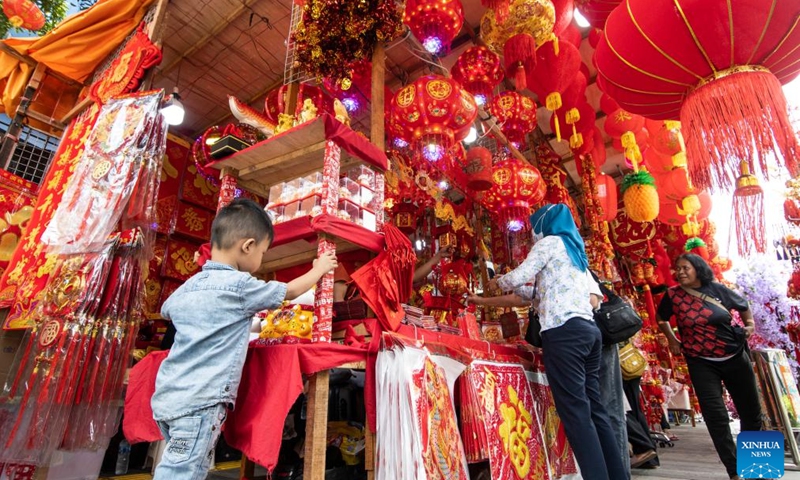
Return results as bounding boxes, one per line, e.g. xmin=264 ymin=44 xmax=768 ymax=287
xmin=620 ymin=131 xmax=659 ymax=222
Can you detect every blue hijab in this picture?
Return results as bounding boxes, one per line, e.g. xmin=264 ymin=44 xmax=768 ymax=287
xmin=530 ymin=203 xmax=589 ymax=272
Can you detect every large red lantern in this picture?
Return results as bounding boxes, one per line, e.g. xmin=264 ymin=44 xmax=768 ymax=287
xmin=526 ymin=40 xmax=582 ymax=142
xmin=264 ymin=84 xmax=332 ymax=123
xmin=481 ymin=0 xmax=556 ymax=90
xmin=595 ymin=0 xmax=800 ymax=190
xmin=451 ymin=47 xmax=504 ymax=107
xmin=489 ymin=91 xmax=538 ymax=145
xmin=389 ymin=75 xmax=478 ymax=162
xmin=482 ymin=159 xmax=545 ymax=232
xmin=603 ymin=108 xmax=645 ymax=139
xmin=2 ymin=0 xmax=45 ymax=31
xmin=404 ymin=0 xmax=464 ymax=55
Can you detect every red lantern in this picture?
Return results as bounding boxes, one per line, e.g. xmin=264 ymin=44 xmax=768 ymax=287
xmin=561 ymin=23 xmax=582 ymax=48
xmin=595 ymin=0 xmax=800 ymax=190
xmin=489 ymin=91 xmax=538 ymax=145
xmin=482 ymin=159 xmax=545 ymax=232
xmin=481 ymin=0 xmax=557 ymax=90
xmin=389 ymin=75 xmax=478 ymax=162
xmin=644 ymin=148 xmax=675 ymax=175
xmin=654 ymin=167 xmax=692 ymax=202
xmin=451 ymin=46 xmax=504 ymax=107
xmin=657 ymin=200 xmax=684 ymax=226
xmin=590 ymin=126 xmax=607 ymax=167
xmin=696 ymin=190 xmax=713 ymax=220
xmin=2 ymin=0 xmax=45 ymax=31
xmin=604 ymin=108 xmax=645 ymax=139
xmin=599 ymin=93 xmax=620 ymax=115
xmin=464 ymin=147 xmax=493 ymax=191
xmin=575 ymin=0 xmax=621 ymax=29
xmin=527 ymin=40 xmax=582 ymax=142
xmin=612 ymin=128 xmax=649 ymax=153
xmin=264 ymin=84 xmax=332 ymax=123
xmin=551 ymin=0 xmax=574 ymax=36
xmin=649 ymin=121 xmax=682 ymax=158
xmin=404 ymin=0 xmax=464 ymax=56
xmin=596 ymin=173 xmax=618 ymax=222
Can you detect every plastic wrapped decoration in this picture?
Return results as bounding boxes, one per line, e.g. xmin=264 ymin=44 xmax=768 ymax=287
xmin=0 ymin=239 xmax=118 ymax=465
xmin=62 ymin=228 xmax=148 ymax=451
xmin=41 ymin=91 xmax=165 ymax=254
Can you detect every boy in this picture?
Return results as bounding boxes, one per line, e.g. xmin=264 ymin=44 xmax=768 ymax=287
xmin=151 ymin=198 xmax=337 ymax=479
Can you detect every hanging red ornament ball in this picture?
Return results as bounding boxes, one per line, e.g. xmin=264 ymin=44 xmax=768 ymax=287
xmin=644 ymin=148 xmax=675 ymax=175
xmin=3 ymin=0 xmax=45 ymax=31
xmin=489 ymin=91 xmax=538 ymax=146
xmin=604 ymin=108 xmax=645 ymax=139
xmin=404 ymin=0 xmax=464 ymax=56
xmin=482 ymin=158 xmax=545 ymax=232
xmin=650 ymin=121 xmax=683 ymax=158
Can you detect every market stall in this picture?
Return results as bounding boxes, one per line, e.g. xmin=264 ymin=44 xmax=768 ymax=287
xmin=0 ymin=0 xmax=799 ymax=479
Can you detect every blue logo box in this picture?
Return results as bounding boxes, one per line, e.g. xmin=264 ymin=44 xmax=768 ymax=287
xmin=738 ymin=430 xmax=784 ymax=478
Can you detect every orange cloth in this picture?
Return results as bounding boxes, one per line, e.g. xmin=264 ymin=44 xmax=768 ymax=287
xmin=0 ymin=0 xmax=155 ymax=115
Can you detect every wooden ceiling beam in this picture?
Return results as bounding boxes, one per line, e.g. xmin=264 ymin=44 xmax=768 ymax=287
xmin=156 ymin=0 xmax=262 ymax=81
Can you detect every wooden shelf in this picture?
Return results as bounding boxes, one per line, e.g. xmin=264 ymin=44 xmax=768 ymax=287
xmin=210 ymin=117 xmax=368 ymax=189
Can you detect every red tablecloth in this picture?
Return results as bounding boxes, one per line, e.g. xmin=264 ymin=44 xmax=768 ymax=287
xmin=124 ymin=342 xmax=368 ymax=471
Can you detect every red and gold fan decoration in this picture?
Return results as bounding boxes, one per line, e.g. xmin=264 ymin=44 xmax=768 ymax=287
xmin=595 ymin=0 xmax=800 ymax=190
xmin=450 ymin=46 xmax=504 ymax=107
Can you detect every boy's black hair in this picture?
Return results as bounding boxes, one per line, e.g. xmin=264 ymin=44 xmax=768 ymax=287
xmin=676 ymin=253 xmax=715 ymax=286
xmin=210 ymin=198 xmax=274 ymax=249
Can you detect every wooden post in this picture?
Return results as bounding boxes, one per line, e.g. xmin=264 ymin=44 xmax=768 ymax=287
xmin=238 ymin=456 xmax=255 ymax=480
xmin=141 ymin=0 xmax=171 ymax=91
xmin=284 ymin=83 xmax=301 ymax=118
xmin=303 ymin=370 xmax=331 ymax=480
xmin=370 ymin=44 xmax=385 ymax=151
xmin=0 ymin=63 xmax=46 ymax=170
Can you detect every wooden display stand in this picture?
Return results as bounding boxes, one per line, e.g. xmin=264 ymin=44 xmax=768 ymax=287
xmin=211 ymin=116 xmax=385 ymax=480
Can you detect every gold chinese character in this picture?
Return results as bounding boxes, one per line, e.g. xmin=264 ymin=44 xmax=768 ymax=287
xmin=478 ymin=368 xmax=497 ymax=415
xmin=181 ymin=209 xmax=205 ymax=232
xmin=499 ymin=385 xmax=533 ymax=478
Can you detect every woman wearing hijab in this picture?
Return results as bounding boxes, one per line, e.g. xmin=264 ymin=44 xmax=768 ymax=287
xmin=488 ymin=204 xmax=627 ymax=480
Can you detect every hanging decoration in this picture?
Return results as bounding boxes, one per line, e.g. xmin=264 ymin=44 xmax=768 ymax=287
xmin=535 ymin=144 xmax=580 ymax=227
xmin=404 ymin=0 xmax=464 ymax=55
xmin=292 ymin=0 xmax=403 ymax=85
xmin=731 ymin=161 xmax=766 ymax=257
xmin=573 ymin=0 xmax=621 ymax=29
xmin=596 ymin=173 xmax=617 ymax=223
xmin=594 ymin=0 xmax=800 ymax=190
xmin=482 ymin=159 xmax=545 ymax=232
xmin=264 ymin=84 xmax=332 ymax=123
xmin=388 ymin=75 xmax=478 ymax=163
xmin=464 ymin=146 xmax=493 ymax=191
xmin=580 ymin=153 xmax=616 ymax=279
xmin=620 ymin=135 xmax=659 ymax=224
xmin=450 ymin=46 xmax=504 ymax=107
xmin=1 ymin=0 xmax=45 ymax=31
xmin=526 ymin=40 xmax=582 ymax=142
xmin=489 ymin=91 xmax=538 ymax=146
xmin=480 ymin=0 xmax=556 ymax=90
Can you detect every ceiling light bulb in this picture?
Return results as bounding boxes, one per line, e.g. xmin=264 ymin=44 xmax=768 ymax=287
xmin=464 ymin=126 xmax=478 ymax=144
xmin=161 ymin=89 xmax=185 ymax=126
xmin=574 ymin=9 xmax=591 ymax=28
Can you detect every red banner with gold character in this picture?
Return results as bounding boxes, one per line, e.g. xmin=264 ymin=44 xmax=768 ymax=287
xmin=180 ymin=164 xmax=219 ymax=211
xmin=0 ymin=170 xmax=37 ymax=279
xmin=468 ymin=362 xmax=550 ymax=480
xmin=527 ymin=371 xmax=579 ymax=479
xmin=0 ymin=104 xmax=101 ymax=329
xmin=162 ymin=237 xmax=201 ymax=282
xmin=173 ymin=201 xmax=213 ymax=241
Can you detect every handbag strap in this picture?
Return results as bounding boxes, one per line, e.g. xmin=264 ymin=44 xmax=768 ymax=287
xmin=589 ymin=270 xmax=618 ymax=303
xmin=679 ymin=285 xmax=727 ymax=311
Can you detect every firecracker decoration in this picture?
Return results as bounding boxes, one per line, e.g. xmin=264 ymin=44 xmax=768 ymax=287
xmin=594 ymin=0 xmax=800 ymax=190
xmin=621 ymin=171 xmax=658 ymax=223
xmin=389 ymin=75 xmax=477 ymax=163
xmin=579 ymin=152 xmax=615 ymax=279
xmin=404 ymin=0 xmax=464 ymax=56
xmin=732 ymin=160 xmax=766 ymax=257
xmin=451 ymin=46 xmax=504 ymax=107
xmin=292 ymin=0 xmax=403 ymax=86
xmin=488 ymin=91 xmax=538 ymax=146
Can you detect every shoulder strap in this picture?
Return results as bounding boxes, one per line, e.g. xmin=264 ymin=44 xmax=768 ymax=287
xmin=589 ymin=270 xmax=616 ymax=301
xmin=680 ymin=285 xmax=726 ymax=311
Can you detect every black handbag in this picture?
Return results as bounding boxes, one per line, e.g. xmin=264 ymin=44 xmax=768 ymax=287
xmin=525 ymin=310 xmax=543 ymax=348
xmin=592 ymin=273 xmax=643 ymax=345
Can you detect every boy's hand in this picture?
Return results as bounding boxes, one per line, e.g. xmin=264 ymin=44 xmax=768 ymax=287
xmin=314 ymin=251 xmax=338 ymax=274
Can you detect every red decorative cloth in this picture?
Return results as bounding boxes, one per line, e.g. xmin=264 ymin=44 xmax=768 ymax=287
xmin=124 ymin=343 xmax=367 ymax=471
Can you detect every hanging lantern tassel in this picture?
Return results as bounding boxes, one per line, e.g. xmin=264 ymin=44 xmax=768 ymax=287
xmin=482 ymin=0 xmax=510 ymax=23
xmin=566 ymin=107 xmax=582 ymax=149
xmin=503 ymin=34 xmax=537 ymax=92
xmin=546 ymin=92 xmax=563 ymax=142
xmin=732 ymin=160 xmax=766 ymax=257
xmin=682 ymin=68 xmax=800 ymax=189
xmin=685 ymin=237 xmax=709 ymax=260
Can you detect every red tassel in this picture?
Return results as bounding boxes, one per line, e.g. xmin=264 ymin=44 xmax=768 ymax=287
xmin=732 ymin=188 xmax=766 ymax=258
xmin=482 ymin=0 xmax=509 ymax=23
xmin=682 ymin=69 xmax=799 ymax=191
xmin=503 ymin=34 xmax=536 ymax=91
